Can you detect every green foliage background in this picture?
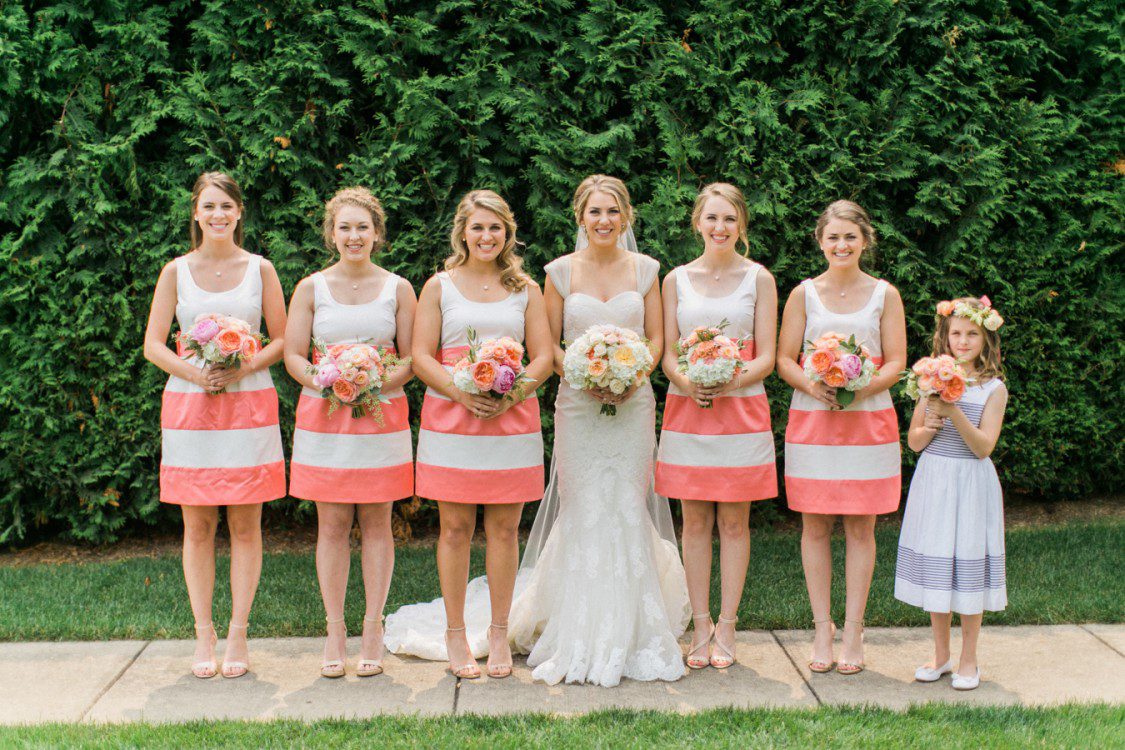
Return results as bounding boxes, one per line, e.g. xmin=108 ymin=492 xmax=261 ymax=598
xmin=0 ymin=1 xmax=1120 ymax=543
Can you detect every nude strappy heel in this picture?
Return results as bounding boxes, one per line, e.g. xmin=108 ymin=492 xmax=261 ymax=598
xmin=321 ymin=616 xmax=346 ymax=679
xmin=808 ymin=618 xmax=837 ymax=673
xmin=836 ymin=618 xmax=865 ymax=675
xmin=687 ymin=613 xmax=714 ymax=670
xmin=191 ymin=622 xmax=218 ymax=679
xmin=710 ymin=614 xmax=738 ymax=669
xmin=445 ymin=626 xmax=481 ymax=679
xmin=486 ymin=623 xmax=512 ymax=679
xmin=221 ymin=622 xmax=251 ymax=679
xmin=356 ymin=615 xmax=385 ymax=677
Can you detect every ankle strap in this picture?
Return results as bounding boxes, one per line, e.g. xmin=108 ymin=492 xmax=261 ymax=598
xmin=194 ymin=621 xmax=214 ymax=631
xmin=326 ymin=616 xmax=345 ymax=624
xmin=489 ymin=623 xmax=508 ymax=630
xmin=228 ymin=622 xmax=249 ymax=630
xmin=446 ymin=625 xmax=466 ymax=633
xmin=692 ymin=612 xmax=713 ymax=621
xmin=363 ymin=614 xmax=383 ymax=623
xmin=845 ymin=618 xmax=865 ymax=625
xmin=718 ymin=615 xmax=738 ymax=624
xmin=813 ymin=618 xmax=834 ymax=625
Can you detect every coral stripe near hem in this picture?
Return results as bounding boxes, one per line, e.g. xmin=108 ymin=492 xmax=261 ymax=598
xmin=415 ymin=464 xmax=544 ymax=504
xmin=161 ymin=389 xmax=280 ymax=431
xmin=655 ymin=462 xmax=778 ymax=502
xmin=662 ymin=392 xmax=770 ymax=435
xmin=289 ymin=463 xmax=413 ymax=503
xmin=784 ymin=475 xmax=901 ymax=515
xmin=784 ymin=407 xmax=900 ymax=446
xmin=160 ymin=462 xmax=286 ymax=505
xmin=421 ymin=395 xmax=541 ymax=437
xmin=295 ymin=393 xmax=409 ymax=435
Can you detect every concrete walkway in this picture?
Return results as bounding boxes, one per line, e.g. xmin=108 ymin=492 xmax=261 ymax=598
xmin=2 ymin=625 xmax=1122 ymax=724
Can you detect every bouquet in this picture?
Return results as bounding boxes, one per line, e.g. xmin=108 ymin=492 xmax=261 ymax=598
xmin=802 ymin=332 xmax=878 ymax=407
xmin=563 ymin=324 xmax=653 ymax=416
xmin=176 ymin=313 xmax=266 ymax=393
xmin=900 ymin=355 xmax=968 ymax=403
xmin=674 ymin=319 xmax=746 ymax=407
xmin=451 ymin=328 xmax=532 ymax=402
xmin=307 ymin=339 xmax=406 ymax=423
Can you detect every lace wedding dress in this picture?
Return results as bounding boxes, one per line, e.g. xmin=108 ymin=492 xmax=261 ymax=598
xmin=385 ymin=252 xmax=690 ymax=687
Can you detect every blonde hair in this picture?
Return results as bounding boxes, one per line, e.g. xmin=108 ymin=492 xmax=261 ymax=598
xmin=445 ymin=190 xmax=532 ymax=292
xmin=572 ymin=174 xmax=635 ymax=229
xmin=190 ymin=172 xmax=244 ymax=249
xmin=691 ymin=182 xmax=749 ymax=255
xmin=322 ymin=187 xmax=387 ymax=254
xmin=931 ymin=297 xmax=1005 ymax=382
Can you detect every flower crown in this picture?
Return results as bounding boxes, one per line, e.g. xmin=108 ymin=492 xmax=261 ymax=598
xmin=936 ymin=295 xmax=1004 ymax=331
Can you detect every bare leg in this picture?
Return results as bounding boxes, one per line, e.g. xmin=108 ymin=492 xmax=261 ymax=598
xmin=482 ymin=502 xmax=523 ymax=677
xmin=929 ymin=611 xmax=953 ymax=668
xmin=437 ymin=501 xmax=478 ymax=676
xmin=801 ymin=513 xmax=836 ymax=667
xmin=223 ymin=503 xmax=263 ymax=676
xmin=958 ymin=613 xmax=983 ymax=676
xmin=841 ymin=514 xmax=877 ymax=668
xmin=680 ymin=500 xmax=716 ymax=667
xmin=182 ymin=506 xmax=219 ymax=674
xmin=356 ymin=502 xmax=395 ymax=667
xmin=316 ymin=502 xmax=356 ymax=668
xmin=713 ymin=501 xmax=751 ymax=665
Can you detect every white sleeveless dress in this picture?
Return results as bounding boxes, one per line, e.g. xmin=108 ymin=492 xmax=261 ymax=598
xmin=895 ymin=378 xmax=1007 ymax=614
xmin=655 ymin=263 xmax=778 ymax=502
xmin=289 ymin=271 xmax=413 ymax=503
xmin=159 ymin=254 xmax=285 ymax=505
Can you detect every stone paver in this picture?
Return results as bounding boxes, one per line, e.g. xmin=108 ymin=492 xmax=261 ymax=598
xmin=774 ymin=624 xmax=1125 ymax=708
xmin=456 ymin=631 xmax=815 ymax=715
xmin=85 ymin=637 xmax=454 ymax=723
xmin=0 ymin=641 xmax=145 ymax=725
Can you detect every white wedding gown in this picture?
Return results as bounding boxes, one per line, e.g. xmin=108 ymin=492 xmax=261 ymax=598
xmin=385 ymin=253 xmax=690 ymax=687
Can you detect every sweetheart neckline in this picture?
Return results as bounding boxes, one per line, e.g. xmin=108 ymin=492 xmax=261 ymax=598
xmin=567 ymin=290 xmax=643 ymax=305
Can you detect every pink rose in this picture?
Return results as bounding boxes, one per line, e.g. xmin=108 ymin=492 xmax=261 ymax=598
xmin=839 ymin=353 xmax=862 ymax=380
xmin=493 ymin=365 xmax=516 ymax=394
xmin=314 ymin=362 xmax=341 ymax=389
xmin=190 ymin=318 xmax=220 ymax=344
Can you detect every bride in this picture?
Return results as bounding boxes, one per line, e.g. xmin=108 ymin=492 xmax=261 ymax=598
xmin=386 ymin=175 xmax=690 ymax=686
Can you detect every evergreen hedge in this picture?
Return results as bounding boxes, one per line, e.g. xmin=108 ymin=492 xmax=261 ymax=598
xmin=0 ymin=1 xmax=1120 ymax=543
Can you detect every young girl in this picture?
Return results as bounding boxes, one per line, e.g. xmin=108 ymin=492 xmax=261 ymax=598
xmin=895 ymin=297 xmax=1009 ymax=691
xmin=284 ymin=187 xmax=417 ymax=678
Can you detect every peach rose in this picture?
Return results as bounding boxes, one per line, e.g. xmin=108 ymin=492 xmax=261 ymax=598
xmin=917 ymin=375 xmax=935 ymax=392
xmin=239 ymin=335 xmax=261 ymax=358
xmin=810 ymin=349 xmax=835 ymax=374
xmin=588 ymin=359 xmax=608 ymax=377
xmin=816 ymin=334 xmax=841 ymax=350
xmin=689 ymin=340 xmax=720 ymax=364
xmin=332 ymin=378 xmax=358 ymax=403
xmin=216 ymin=328 xmax=244 ymax=356
xmin=471 ymin=360 xmax=498 ymax=391
xmin=936 ymin=300 xmax=955 ymax=316
xmin=940 ymin=377 xmax=965 ymax=402
xmin=353 ymin=371 xmax=370 ymax=389
xmin=931 ymin=377 xmax=948 ymax=392
xmin=823 ymin=367 xmax=846 ymax=388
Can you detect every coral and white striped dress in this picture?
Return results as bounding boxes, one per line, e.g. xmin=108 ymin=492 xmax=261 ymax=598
xmin=784 ymin=279 xmax=900 ymax=514
xmin=160 ymin=254 xmax=286 ymax=505
xmin=655 ymin=264 xmax=777 ymax=502
xmin=289 ymin=272 xmax=413 ymax=504
xmin=414 ymin=272 xmax=544 ymax=504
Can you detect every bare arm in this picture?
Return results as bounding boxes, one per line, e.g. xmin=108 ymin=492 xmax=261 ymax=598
xmin=854 ymin=284 xmax=906 ymax=403
xmin=383 ymin=277 xmax=417 ymax=392
xmin=519 ymin=282 xmax=555 ymax=393
xmin=907 ymin=397 xmax=944 ymax=452
xmin=543 ymin=275 xmax=566 ymax=376
xmin=142 ymin=261 xmax=209 ymax=388
xmin=777 ymin=285 xmax=838 ymax=408
xmin=930 ymin=383 xmax=1009 ymax=459
xmin=282 ymin=276 xmax=317 ymax=389
xmin=642 ymin=273 xmax=664 ymax=370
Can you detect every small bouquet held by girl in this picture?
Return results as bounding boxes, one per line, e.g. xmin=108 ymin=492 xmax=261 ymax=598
xmin=307 ymin=339 xmax=406 ymax=423
xmin=563 ymin=324 xmax=653 ymax=416
xmin=802 ymin=331 xmax=877 ymax=407
xmin=176 ymin=313 xmax=267 ymax=393
xmin=674 ymin=319 xmax=747 ymax=407
xmin=451 ymin=328 xmax=532 ymax=402
xmin=901 ymin=355 xmax=969 ymax=403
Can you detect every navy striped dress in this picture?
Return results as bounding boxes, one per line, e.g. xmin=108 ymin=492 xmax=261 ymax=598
xmin=895 ymin=378 xmax=1007 ymax=614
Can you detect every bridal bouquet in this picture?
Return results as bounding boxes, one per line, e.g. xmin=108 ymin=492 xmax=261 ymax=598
xmin=901 ymin=355 xmax=968 ymax=403
xmin=674 ymin=319 xmax=746 ymax=407
xmin=563 ymin=324 xmax=653 ymax=416
xmin=802 ymin=331 xmax=877 ymax=407
xmin=451 ymin=328 xmax=531 ymax=402
xmin=177 ymin=313 xmax=266 ymax=393
xmin=307 ymin=339 xmax=405 ymax=423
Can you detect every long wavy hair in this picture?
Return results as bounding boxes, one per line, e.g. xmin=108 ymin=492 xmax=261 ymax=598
xmin=931 ymin=297 xmax=1005 ymax=383
xmin=322 ymin=186 xmax=387 ymax=256
xmin=190 ymin=172 xmax=244 ymax=249
xmin=691 ymin=182 xmax=750 ymax=255
xmin=445 ymin=190 xmax=532 ymax=292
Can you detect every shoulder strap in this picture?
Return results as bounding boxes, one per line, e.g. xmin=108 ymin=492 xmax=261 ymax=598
xmin=636 ymin=254 xmax=659 ymax=295
xmin=545 ymin=257 xmax=571 ymax=297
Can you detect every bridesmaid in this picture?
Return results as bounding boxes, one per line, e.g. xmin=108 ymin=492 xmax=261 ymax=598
xmin=777 ymin=200 xmax=905 ymax=675
xmin=284 ymin=187 xmax=417 ymax=678
xmin=655 ymin=183 xmax=778 ymax=669
xmin=413 ymin=190 xmax=553 ymax=679
xmin=142 ymin=172 xmax=287 ymax=679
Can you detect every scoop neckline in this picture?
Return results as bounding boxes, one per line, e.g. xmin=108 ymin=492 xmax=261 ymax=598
xmin=319 ymin=271 xmax=395 ymax=307
xmin=181 ymin=253 xmax=255 ymax=295
xmin=807 ymin=277 xmax=883 ymax=315
xmin=679 ymin=263 xmax=756 ymax=300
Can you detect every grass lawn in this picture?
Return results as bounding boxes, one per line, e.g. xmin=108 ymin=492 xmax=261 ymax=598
xmin=0 ymin=521 xmax=1121 ymax=641
xmin=1 ymin=706 xmax=1122 ymax=748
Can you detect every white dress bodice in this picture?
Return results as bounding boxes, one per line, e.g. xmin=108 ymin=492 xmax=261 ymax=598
xmin=546 ymin=253 xmax=659 ymax=342
xmin=175 ymin=253 xmax=264 ymax=333
xmin=673 ymin=262 xmax=761 ymax=339
xmin=310 ymin=271 xmax=400 ymax=347
xmin=801 ymin=277 xmax=888 ymax=359
xmin=437 ymin=271 xmax=527 ymax=349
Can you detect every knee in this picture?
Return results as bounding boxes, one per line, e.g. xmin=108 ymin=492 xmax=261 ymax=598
xmin=227 ymin=516 xmax=262 ymax=545
xmin=183 ymin=515 xmax=218 ymax=544
xmin=440 ymin=520 xmax=475 ymax=547
xmin=681 ymin=510 xmax=714 ymax=539
xmin=319 ymin=515 xmax=354 ymax=543
xmin=484 ymin=519 xmax=519 ymax=547
xmin=716 ymin=515 xmax=749 ymax=542
xmin=802 ymin=516 xmax=835 ymax=542
xmin=843 ymin=517 xmax=876 ymax=543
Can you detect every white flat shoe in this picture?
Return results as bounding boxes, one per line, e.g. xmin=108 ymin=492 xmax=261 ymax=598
xmin=951 ymin=668 xmax=981 ymax=690
xmin=914 ymin=660 xmax=953 ymax=682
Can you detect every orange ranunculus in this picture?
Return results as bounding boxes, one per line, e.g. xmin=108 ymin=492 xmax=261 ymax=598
xmin=332 ymin=378 xmax=358 ymax=403
xmin=810 ymin=349 xmax=835 ymax=374
xmin=239 ymin=335 xmax=261 ymax=358
xmin=823 ymin=367 xmax=846 ymax=388
xmin=936 ymin=300 xmax=955 ymax=317
xmin=940 ymin=377 xmax=966 ymax=402
xmin=216 ymin=329 xmax=244 ymax=356
xmin=471 ymin=360 xmax=498 ymax=391
xmin=689 ymin=340 xmax=720 ymax=364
